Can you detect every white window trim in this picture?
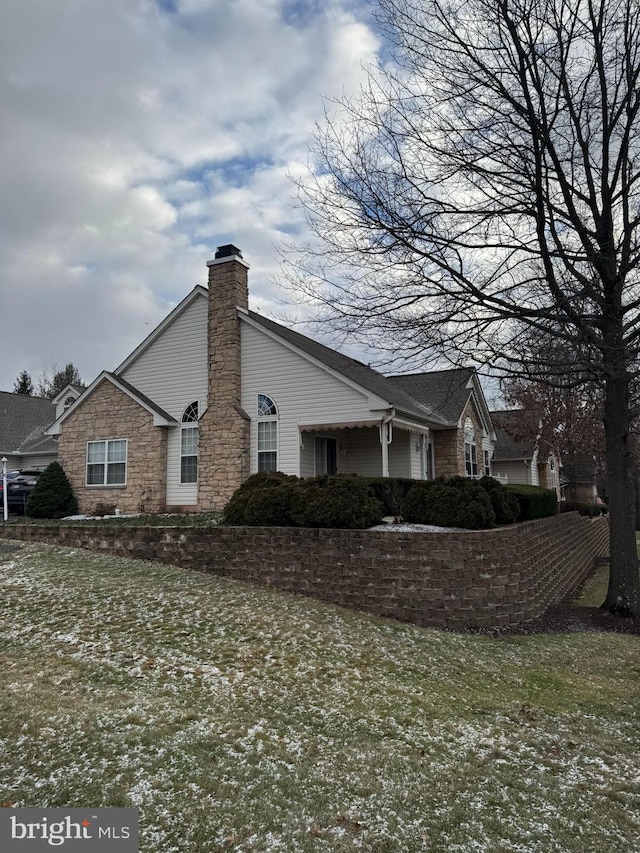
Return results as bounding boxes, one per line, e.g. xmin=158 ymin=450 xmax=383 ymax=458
xmin=86 ymin=439 xmax=128 ymax=487
xmin=464 ymin=418 xmax=478 ymax=477
xmin=180 ymin=401 xmax=200 ymax=485
xmin=257 ymin=394 xmax=278 ymax=472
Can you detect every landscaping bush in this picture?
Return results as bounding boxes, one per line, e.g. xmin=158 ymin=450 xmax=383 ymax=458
xmin=25 ymin=462 xmax=78 ymax=519
xmin=223 ymin=472 xmax=384 ymax=529
xmin=505 ymin=483 xmax=558 ymax=521
xmin=478 ymin=476 xmax=520 ymax=524
xmin=403 ymin=477 xmax=496 ymax=529
xmin=223 ymin=471 xmax=299 ymax=525
xmin=292 ymin=475 xmax=384 ymax=529
xmin=363 ymin=477 xmax=418 ymax=518
xmin=559 ymin=500 xmax=607 ymax=517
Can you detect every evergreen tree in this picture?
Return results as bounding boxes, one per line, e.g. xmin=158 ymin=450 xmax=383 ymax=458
xmin=25 ymin=462 xmax=78 ymax=519
xmin=13 ymin=370 xmax=34 ymax=395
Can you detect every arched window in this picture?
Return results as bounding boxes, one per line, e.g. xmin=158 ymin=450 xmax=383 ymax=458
xmin=464 ymin=417 xmax=478 ymax=477
xmin=180 ymin=401 xmax=199 ymax=484
xmin=257 ymin=394 xmax=278 ymax=472
xmin=63 ymin=396 xmax=76 ymax=409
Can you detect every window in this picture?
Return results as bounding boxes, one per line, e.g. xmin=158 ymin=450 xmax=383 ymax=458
xmin=483 ymin=449 xmax=491 ymax=476
xmin=86 ymin=440 xmax=127 ymax=486
xmin=464 ymin=418 xmax=478 ymax=477
xmin=181 ymin=401 xmax=199 ymax=484
xmin=315 ymin=436 xmax=337 ymax=475
xmin=257 ymin=394 xmax=278 ymax=472
xmin=63 ymin=396 xmax=76 ymax=409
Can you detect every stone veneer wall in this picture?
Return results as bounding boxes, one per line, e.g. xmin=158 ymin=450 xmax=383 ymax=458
xmin=434 ymin=400 xmax=484 ymax=478
xmin=57 ymin=381 xmax=168 ymax=515
xmin=197 ymin=254 xmax=251 ymax=511
xmin=3 ymin=514 xmax=609 ymax=629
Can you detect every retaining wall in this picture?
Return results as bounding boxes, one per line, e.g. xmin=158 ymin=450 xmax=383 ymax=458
xmin=1 ymin=513 xmax=609 ymax=629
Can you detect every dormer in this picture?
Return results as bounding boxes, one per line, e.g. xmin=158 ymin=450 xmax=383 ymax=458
xmin=52 ymin=383 xmax=85 ymax=420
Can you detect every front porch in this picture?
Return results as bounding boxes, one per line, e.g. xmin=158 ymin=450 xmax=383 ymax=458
xmin=297 ymin=419 xmax=434 ymax=480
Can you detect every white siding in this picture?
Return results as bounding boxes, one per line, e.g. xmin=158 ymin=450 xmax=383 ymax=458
xmin=342 ymin=428 xmax=383 ymax=477
xmin=530 ymin=448 xmax=540 ymax=485
xmin=389 ymin=430 xmax=412 ymax=478
xmin=491 ymin=460 xmax=532 ymax=485
xmin=2 ymin=454 xmax=57 ymax=472
xmin=241 ymin=322 xmax=377 ymax=476
xmin=19 ymin=454 xmax=57 ymax=470
xmin=120 ymin=297 xmax=208 ymax=505
xmin=166 ymin=427 xmax=198 ymax=506
xmin=120 ymin=297 xmax=209 ymax=417
xmin=409 ymin=432 xmax=424 ymax=479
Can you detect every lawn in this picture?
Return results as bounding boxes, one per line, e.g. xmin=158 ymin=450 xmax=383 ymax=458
xmin=0 ymin=540 xmax=638 ymax=853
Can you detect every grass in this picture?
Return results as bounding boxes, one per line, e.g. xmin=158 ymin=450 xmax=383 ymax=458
xmin=0 ymin=540 xmax=639 ymax=852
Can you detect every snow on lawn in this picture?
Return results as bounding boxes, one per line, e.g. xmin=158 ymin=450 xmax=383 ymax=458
xmin=0 ymin=541 xmax=639 ymax=853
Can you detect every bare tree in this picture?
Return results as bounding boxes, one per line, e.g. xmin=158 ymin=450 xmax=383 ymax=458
xmin=285 ymin=0 xmax=640 ymax=615
xmin=35 ymin=363 xmax=84 ymax=399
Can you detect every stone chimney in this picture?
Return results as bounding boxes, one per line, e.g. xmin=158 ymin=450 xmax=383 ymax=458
xmin=197 ymin=244 xmax=251 ymax=510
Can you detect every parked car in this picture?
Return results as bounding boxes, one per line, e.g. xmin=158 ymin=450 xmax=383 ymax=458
xmin=2 ymin=469 xmax=43 ymax=515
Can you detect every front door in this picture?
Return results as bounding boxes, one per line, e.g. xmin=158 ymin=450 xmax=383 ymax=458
xmin=315 ymin=436 xmax=337 ymax=475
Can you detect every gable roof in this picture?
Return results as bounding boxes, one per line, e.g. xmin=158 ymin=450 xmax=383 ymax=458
xmin=52 ymin=384 xmax=85 ymax=405
xmin=490 ymin=409 xmax=536 ymax=461
xmin=47 ymin=372 xmax=177 ymax=435
xmin=244 ymin=311 xmax=451 ymax=427
xmin=387 ymin=368 xmax=476 ymax=427
xmin=0 ymin=391 xmax=57 ymax=456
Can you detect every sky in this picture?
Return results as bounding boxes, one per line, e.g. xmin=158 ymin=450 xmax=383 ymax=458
xmin=0 ymin=0 xmax=381 ymax=393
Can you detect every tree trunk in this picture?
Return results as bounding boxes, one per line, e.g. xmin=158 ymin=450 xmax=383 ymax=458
xmin=602 ymin=370 xmax=640 ymax=616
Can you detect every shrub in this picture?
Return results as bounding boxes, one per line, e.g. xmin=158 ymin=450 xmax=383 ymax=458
xmin=478 ymin=476 xmax=519 ymax=524
xmin=25 ymin=462 xmax=78 ymax=519
xmin=404 ymin=477 xmax=495 ymax=529
xmin=223 ymin=471 xmax=299 ymax=525
xmin=363 ymin=478 xmax=417 ymax=518
xmin=292 ymin=475 xmax=384 ymax=529
xmin=505 ymin=484 xmax=557 ymax=521
xmin=559 ymin=500 xmax=606 ymax=517
xmin=223 ymin=472 xmax=384 ymax=529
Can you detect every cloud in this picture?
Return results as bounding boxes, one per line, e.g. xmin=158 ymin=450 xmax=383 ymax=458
xmin=0 ymin=0 xmax=378 ymax=391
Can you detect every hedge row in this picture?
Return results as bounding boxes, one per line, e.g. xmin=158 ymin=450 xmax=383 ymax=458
xmin=224 ymin=472 xmax=558 ymax=530
xmin=559 ymin=499 xmax=608 ymax=517
xmin=223 ymin=472 xmax=384 ymax=529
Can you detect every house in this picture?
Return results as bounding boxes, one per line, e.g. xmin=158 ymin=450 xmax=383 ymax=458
xmin=490 ymin=409 xmax=561 ymax=497
xmin=560 ymin=458 xmax=600 ymax=503
xmin=47 ymin=245 xmax=497 ymax=514
xmin=0 ymin=391 xmax=60 ymax=472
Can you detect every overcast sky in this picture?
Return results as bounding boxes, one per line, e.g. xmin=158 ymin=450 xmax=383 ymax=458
xmin=0 ymin=0 xmax=380 ymax=393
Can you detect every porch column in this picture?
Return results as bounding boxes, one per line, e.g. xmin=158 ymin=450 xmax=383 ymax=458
xmin=379 ymin=416 xmax=393 ymax=477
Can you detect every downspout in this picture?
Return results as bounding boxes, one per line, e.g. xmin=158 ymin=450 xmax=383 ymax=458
xmin=380 ymin=410 xmax=395 ymax=478
xmin=420 ymin=430 xmax=430 ymax=480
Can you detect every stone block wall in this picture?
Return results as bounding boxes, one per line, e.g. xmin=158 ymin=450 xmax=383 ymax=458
xmin=57 ymin=380 xmax=168 ymax=514
xmin=3 ymin=514 xmax=609 ymax=630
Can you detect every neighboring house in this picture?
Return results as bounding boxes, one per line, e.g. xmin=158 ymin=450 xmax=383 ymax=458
xmin=490 ymin=409 xmax=561 ymax=497
xmin=47 ymin=245 xmax=497 ymax=514
xmin=0 ymin=391 xmax=60 ymax=471
xmin=560 ymin=459 xmax=600 ymax=503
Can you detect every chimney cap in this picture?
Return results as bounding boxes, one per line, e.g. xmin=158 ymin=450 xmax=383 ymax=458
xmin=214 ymin=244 xmax=243 ymax=260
